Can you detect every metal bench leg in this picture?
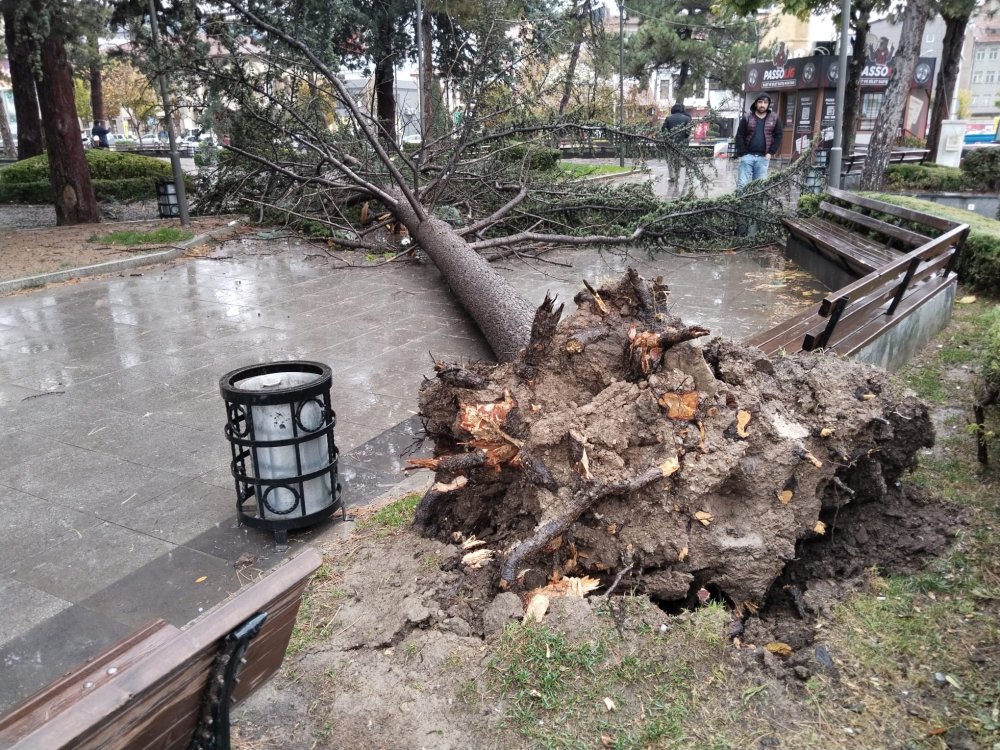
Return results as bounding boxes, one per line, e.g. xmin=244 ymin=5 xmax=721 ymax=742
xmin=188 ymin=611 xmax=269 ymax=750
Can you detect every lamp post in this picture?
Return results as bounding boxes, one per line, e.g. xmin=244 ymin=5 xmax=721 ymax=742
xmin=147 ymin=0 xmax=190 ymax=226
xmin=619 ymin=0 xmax=625 ymax=167
xmin=826 ymin=0 xmax=851 ymax=189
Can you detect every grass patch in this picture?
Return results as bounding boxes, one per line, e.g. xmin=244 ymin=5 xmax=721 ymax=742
xmin=354 ymin=492 xmax=420 ymax=535
xmin=558 ymin=162 xmax=632 ymax=179
xmin=91 ymin=227 xmax=194 ymax=246
xmin=287 ymin=558 xmax=349 ymax=657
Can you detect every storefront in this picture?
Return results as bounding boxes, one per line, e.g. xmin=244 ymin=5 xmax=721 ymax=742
xmin=742 ymin=52 xmax=936 ymax=158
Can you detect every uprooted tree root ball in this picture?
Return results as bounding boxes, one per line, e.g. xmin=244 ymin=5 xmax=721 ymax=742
xmin=412 ymin=269 xmax=936 ymax=615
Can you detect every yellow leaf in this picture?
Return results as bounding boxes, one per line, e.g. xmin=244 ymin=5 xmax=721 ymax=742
xmin=778 ymin=490 xmax=793 ymax=504
xmin=958 ymin=295 xmax=977 ymax=304
xmin=819 ymin=427 xmax=834 ymax=438
xmin=678 ymin=547 xmax=689 ymax=561
xmin=660 ymin=455 xmax=680 ymax=476
xmin=861 ymin=393 xmax=876 ymax=401
xmin=523 ymin=594 xmax=549 ymax=624
xmin=814 ymin=521 xmax=827 ymax=535
xmin=695 ymin=510 xmax=713 ymax=526
xmin=194 ymin=576 xmax=207 ymax=584
xmin=736 ymin=410 xmax=752 ymax=438
xmin=765 ymin=642 xmax=792 ymax=657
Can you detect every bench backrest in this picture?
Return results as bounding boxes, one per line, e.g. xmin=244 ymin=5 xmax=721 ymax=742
xmin=0 ymin=548 xmax=322 ymax=750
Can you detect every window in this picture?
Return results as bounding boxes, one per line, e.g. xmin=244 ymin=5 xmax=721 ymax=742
xmin=987 ymin=71 xmax=997 ymax=84
xmin=784 ymin=94 xmax=796 ymax=127
xmin=861 ymin=92 xmax=884 ymax=119
xmin=658 ymin=80 xmax=670 ymax=100
xmin=973 ymin=71 xmax=983 ymax=83
xmin=990 ymin=47 xmax=999 ymax=60
xmin=975 ymin=48 xmax=986 ymax=61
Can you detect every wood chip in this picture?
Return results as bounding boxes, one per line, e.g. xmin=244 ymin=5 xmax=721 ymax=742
xmin=660 ymin=456 xmax=680 ymax=476
xmin=736 ymin=410 xmax=751 ymax=438
xmin=694 ymin=510 xmax=713 ymax=526
xmin=678 ymin=546 xmax=689 ymax=561
xmin=522 ymin=594 xmax=549 ymax=624
xmin=819 ymin=427 xmax=834 ymax=437
xmin=433 ymin=476 xmax=468 ymax=493
xmin=765 ymin=641 xmax=792 ymax=657
xmin=814 ymin=521 xmax=827 ymax=535
xmin=778 ymin=489 xmax=794 ymax=504
xmin=462 ymin=549 xmax=494 ymax=569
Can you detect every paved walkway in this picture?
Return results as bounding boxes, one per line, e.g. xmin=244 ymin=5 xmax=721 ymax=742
xmin=0 ymin=160 xmax=820 ymax=713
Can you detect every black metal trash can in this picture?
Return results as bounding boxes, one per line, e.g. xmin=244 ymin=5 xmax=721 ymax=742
xmin=155 ymin=179 xmax=180 ymax=218
xmin=220 ymin=361 xmax=343 ymax=548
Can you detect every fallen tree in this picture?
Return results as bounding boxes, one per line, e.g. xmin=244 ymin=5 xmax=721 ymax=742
xmin=413 ymin=270 xmax=934 ymax=608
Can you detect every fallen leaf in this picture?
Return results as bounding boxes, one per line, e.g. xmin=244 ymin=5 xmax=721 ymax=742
xmin=462 ymin=549 xmax=494 ymax=569
xmin=765 ymin=642 xmax=792 ymax=657
xmin=433 ymin=475 xmax=468 ymax=493
xmin=678 ymin=547 xmax=689 ymax=561
xmin=603 ymin=697 xmax=617 ymax=712
xmin=460 ymin=535 xmax=486 ymax=550
xmin=233 ymin=553 xmax=257 ymax=570
xmin=736 ymin=410 xmax=752 ymax=437
xmin=194 ymin=575 xmax=207 ymax=584
xmin=778 ymin=490 xmax=794 ymax=504
xmin=601 ymin=736 xmax=615 ymax=748
xmin=658 ymin=391 xmax=700 ymax=420
xmin=861 ymin=393 xmax=876 ymax=401
xmin=814 ymin=521 xmax=827 ymax=535
xmin=819 ymin=427 xmax=834 ymax=438
xmin=522 ymin=594 xmax=549 ymax=624
xmin=660 ymin=455 xmax=680 ymax=476
xmin=957 ymin=295 xmax=977 ymax=304
xmin=695 ymin=510 xmax=713 ymax=526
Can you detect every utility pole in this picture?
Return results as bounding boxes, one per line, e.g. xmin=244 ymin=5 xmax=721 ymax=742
xmin=618 ymin=0 xmax=625 ymax=167
xmin=147 ymin=0 xmax=190 ymax=225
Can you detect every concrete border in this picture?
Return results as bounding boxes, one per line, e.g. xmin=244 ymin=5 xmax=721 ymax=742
xmin=0 ymin=219 xmax=243 ymax=295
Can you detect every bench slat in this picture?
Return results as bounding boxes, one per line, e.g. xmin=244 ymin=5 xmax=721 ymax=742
xmin=817 ymin=201 xmax=931 ymax=248
xmin=1 ymin=548 xmax=322 ymax=750
xmin=826 ymin=187 xmax=960 ymax=232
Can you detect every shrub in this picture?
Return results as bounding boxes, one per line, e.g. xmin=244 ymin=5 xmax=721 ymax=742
xmin=499 ymin=143 xmax=562 ymax=171
xmin=961 ymin=149 xmax=1000 ymax=192
xmin=885 ymin=164 xmax=965 ymax=192
xmin=0 ymin=150 xmax=176 ymax=204
xmin=896 ymin=135 xmax=926 ymax=149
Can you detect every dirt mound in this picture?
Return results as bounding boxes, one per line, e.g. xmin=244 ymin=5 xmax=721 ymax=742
xmin=413 ymin=269 xmax=937 ymax=616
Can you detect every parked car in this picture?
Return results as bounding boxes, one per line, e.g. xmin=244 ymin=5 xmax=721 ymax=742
xmin=137 ymin=134 xmax=161 ymax=146
xmin=108 ymin=133 xmax=130 ymax=148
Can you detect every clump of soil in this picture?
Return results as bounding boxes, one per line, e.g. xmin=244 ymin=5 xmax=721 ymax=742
xmin=414 ymin=269 xmax=936 ymax=618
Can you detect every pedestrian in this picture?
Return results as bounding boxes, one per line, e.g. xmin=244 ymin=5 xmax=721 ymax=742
xmin=661 ymin=102 xmax=692 ymax=184
xmin=734 ymin=94 xmax=783 ymax=189
xmin=91 ymin=120 xmax=110 ymax=149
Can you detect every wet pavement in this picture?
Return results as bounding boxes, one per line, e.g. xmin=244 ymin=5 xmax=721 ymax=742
xmin=0 ymin=160 xmax=821 ymax=713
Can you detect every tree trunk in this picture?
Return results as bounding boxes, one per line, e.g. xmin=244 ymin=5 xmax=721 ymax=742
xmin=374 ymin=54 xmax=397 ymax=143
xmin=0 ymin=91 xmax=16 ymax=158
xmin=558 ymin=39 xmax=583 ymax=115
xmin=392 ymin=191 xmax=534 ymax=361
xmin=2 ymin=0 xmax=44 ymax=159
xmin=842 ymin=6 xmax=871 ymax=156
xmin=420 ymin=11 xmax=434 ymax=137
xmin=860 ymin=0 xmax=931 ymax=190
xmin=35 ymin=30 xmax=100 ymax=225
xmin=89 ymin=63 xmax=105 ymax=123
xmin=925 ymin=13 xmax=969 ymax=159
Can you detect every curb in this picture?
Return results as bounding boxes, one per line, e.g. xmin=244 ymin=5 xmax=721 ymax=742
xmin=0 ymin=219 xmax=244 ymax=296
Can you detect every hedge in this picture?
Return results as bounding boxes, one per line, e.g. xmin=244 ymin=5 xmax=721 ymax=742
xmin=884 ymin=150 xmax=1000 ymax=193
xmin=0 ymin=149 xmax=175 ymax=204
xmin=796 ymin=192 xmax=1000 ymax=293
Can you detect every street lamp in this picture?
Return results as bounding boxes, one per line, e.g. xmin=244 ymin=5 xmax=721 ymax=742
xmin=619 ymin=0 xmax=625 ymax=167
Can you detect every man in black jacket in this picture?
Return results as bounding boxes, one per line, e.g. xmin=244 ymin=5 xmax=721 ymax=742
xmin=661 ymin=102 xmax=691 ymax=184
xmin=734 ymin=94 xmax=782 ymax=188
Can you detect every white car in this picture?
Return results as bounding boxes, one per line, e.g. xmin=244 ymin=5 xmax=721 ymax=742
xmin=137 ymin=134 xmax=161 ymax=146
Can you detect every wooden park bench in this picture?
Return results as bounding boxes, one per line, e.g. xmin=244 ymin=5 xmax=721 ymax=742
xmin=782 ymin=186 xmax=955 ymax=280
xmin=749 ymin=193 xmax=969 ymax=363
xmin=838 ymin=148 xmax=930 ymax=179
xmin=0 ymin=548 xmax=322 ymax=750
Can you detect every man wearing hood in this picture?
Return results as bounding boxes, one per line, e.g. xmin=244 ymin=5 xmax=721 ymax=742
xmin=661 ymin=102 xmax=692 ymax=184
xmin=735 ymin=94 xmax=783 ymax=188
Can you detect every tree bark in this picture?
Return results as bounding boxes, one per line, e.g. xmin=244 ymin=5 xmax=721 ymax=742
xmin=925 ymin=12 xmax=969 ymax=159
xmin=860 ymin=0 xmax=931 ymax=190
xmin=35 ymin=29 xmax=100 ymax=225
xmin=2 ymin=0 xmax=44 ymax=159
xmin=89 ymin=62 xmax=106 ymax=123
xmin=374 ymin=54 xmax=397 ymax=143
xmin=842 ymin=5 xmax=872 ymax=156
xmin=392 ymin=190 xmax=534 ymax=362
